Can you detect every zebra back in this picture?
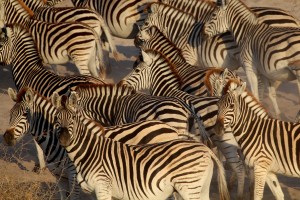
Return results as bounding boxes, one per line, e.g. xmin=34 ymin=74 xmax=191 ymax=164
xmin=73 ymin=83 xmax=195 ymax=135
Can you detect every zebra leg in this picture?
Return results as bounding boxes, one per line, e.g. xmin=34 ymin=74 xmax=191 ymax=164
xmin=32 ymin=139 xmax=46 ymax=173
xmin=212 ymin=130 xmax=245 ymax=200
xmin=244 ymin=63 xmax=260 ymax=100
xmin=265 ymin=79 xmax=281 ymax=118
xmin=265 ymin=172 xmax=284 ymax=200
xmin=94 ymin=180 xmax=112 ymax=200
xmin=253 ymin=164 xmax=269 ymax=200
xmin=67 ymin=168 xmax=81 ymax=200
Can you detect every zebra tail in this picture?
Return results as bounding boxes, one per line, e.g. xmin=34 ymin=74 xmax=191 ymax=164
xmin=98 ymin=16 xmax=120 ymax=61
xmin=209 ymin=149 xmax=230 ymax=200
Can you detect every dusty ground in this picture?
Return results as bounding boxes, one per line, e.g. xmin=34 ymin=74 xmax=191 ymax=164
xmin=0 ymin=0 xmax=300 ymax=199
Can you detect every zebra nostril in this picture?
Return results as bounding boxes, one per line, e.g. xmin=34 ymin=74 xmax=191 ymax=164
xmin=3 ymin=129 xmax=16 ymax=146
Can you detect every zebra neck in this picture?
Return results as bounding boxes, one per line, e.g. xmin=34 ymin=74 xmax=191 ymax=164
xmin=226 ymin=0 xmax=258 ymax=45
xmin=23 ymin=0 xmax=44 ymax=12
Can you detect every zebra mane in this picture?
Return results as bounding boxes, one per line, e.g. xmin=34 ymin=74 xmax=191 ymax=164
xmin=143 ymin=48 xmax=184 ymax=87
xmin=6 ymin=23 xmax=41 ymax=59
xmin=204 ymin=67 xmax=224 ymax=95
xmin=14 ymin=87 xmax=50 ymax=104
xmin=223 ymin=79 xmax=268 ymax=116
xmin=73 ymin=83 xmax=137 ymax=96
xmin=13 ymin=87 xmax=30 ymax=103
xmin=145 ymin=25 xmax=186 ymax=61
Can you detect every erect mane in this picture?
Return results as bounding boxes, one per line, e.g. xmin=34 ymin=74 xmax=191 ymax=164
xmin=223 ymin=79 xmax=268 ymax=115
xmin=15 ymin=87 xmax=50 ymax=104
xmin=143 ymin=49 xmax=183 ymax=87
xmin=204 ymin=67 xmax=223 ymax=95
xmin=146 ymin=25 xmax=186 ymax=61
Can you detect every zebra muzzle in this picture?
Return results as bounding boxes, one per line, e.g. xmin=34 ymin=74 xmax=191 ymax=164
xmin=58 ymin=127 xmax=71 ymax=147
xmin=214 ymin=117 xmax=225 ymax=136
xmin=3 ymin=129 xmax=17 ymax=146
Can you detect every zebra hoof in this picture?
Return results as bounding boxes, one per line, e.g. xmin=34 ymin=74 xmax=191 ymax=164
xmin=32 ymin=163 xmax=46 ymax=174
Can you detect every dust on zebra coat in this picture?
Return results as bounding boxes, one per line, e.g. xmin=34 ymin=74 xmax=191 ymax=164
xmin=3 ymin=88 xmax=184 ymax=199
xmin=51 ymin=91 xmax=230 ymax=200
xmin=1 ymin=0 xmax=106 ymax=78
xmin=71 ymin=83 xmax=197 ymax=136
xmin=204 ymin=0 xmax=300 ymax=118
xmin=215 ymin=80 xmax=300 ymax=200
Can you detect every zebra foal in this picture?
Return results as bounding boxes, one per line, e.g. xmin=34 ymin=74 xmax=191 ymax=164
xmin=204 ymin=0 xmax=300 ymax=118
xmin=52 ymin=91 xmax=230 ymax=200
xmin=4 ymin=87 xmax=185 ymax=199
xmin=214 ymin=80 xmax=300 ymax=200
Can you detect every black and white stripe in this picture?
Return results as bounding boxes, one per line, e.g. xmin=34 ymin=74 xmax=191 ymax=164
xmin=46 ymin=0 xmax=157 ymax=39
xmin=51 ymin=91 xmax=230 ymax=200
xmin=204 ymin=0 xmax=300 ymax=118
xmin=72 ymin=84 xmax=196 ymax=136
xmin=3 ymin=88 xmax=185 ymax=199
xmin=215 ymin=80 xmax=300 ymax=199
xmin=2 ymin=0 xmax=106 ymax=78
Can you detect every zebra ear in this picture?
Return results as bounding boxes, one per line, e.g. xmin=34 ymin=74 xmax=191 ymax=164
xmin=216 ymin=0 xmax=229 ymax=7
xmin=68 ymin=91 xmax=78 ymax=109
xmin=51 ymin=92 xmax=61 ymax=108
xmin=150 ymin=3 xmax=159 ymax=13
xmin=8 ymin=88 xmax=18 ymax=102
xmin=236 ymin=82 xmax=246 ymax=95
xmin=141 ymin=50 xmax=152 ymax=66
xmin=25 ymin=88 xmax=34 ymax=104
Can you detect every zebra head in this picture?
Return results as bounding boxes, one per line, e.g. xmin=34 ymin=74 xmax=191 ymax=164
xmin=203 ymin=0 xmax=229 ymax=37
xmin=215 ymin=81 xmax=246 ymax=135
xmin=4 ymin=88 xmax=58 ymax=146
xmin=52 ymin=92 xmax=79 ymax=147
xmin=120 ymin=49 xmax=153 ymax=91
xmin=3 ymin=88 xmax=30 ymax=146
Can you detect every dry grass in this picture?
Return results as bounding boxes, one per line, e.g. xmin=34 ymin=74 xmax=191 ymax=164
xmin=0 ymin=178 xmax=57 ymax=200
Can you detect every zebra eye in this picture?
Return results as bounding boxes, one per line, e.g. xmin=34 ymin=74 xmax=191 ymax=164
xmin=144 ymin=22 xmax=149 ymax=27
xmin=229 ymin=103 xmax=234 ymax=109
xmin=134 ymin=68 xmax=140 ymax=73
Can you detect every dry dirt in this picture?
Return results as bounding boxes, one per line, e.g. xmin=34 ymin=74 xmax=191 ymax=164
xmin=0 ymin=0 xmax=300 ymax=199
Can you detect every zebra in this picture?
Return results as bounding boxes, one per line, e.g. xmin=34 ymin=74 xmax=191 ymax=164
xmin=1 ymin=0 xmax=106 ymax=78
xmin=21 ymin=0 xmax=119 ymax=73
xmin=0 ymin=24 xmax=105 ymax=176
xmin=214 ymin=80 xmax=300 ymax=200
xmin=135 ymin=25 xmax=242 ymax=97
xmin=139 ymin=1 xmax=300 ymax=70
xmin=120 ymin=49 xmax=247 ymax=199
xmin=3 ymin=87 xmax=186 ymax=199
xmin=203 ymin=0 xmax=300 ymax=118
xmin=50 ymin=90 xmax=230 ymax=200
xmin=70 ymin=83 xmax=198 ymax=137
xmin=45 ymin=0 xmax=159 ymax=39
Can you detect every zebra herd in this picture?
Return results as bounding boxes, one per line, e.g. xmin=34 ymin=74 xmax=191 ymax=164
xmin=1 ymin=0 xmax=300 ymax=199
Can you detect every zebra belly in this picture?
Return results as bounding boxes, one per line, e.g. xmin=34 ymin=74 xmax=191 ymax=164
xmin=259 ymin=67 xmax=296 ymax=81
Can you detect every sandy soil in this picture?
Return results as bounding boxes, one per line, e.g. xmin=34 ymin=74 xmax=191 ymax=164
xmin=0 ymin=0 xmax=300 ymax=199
